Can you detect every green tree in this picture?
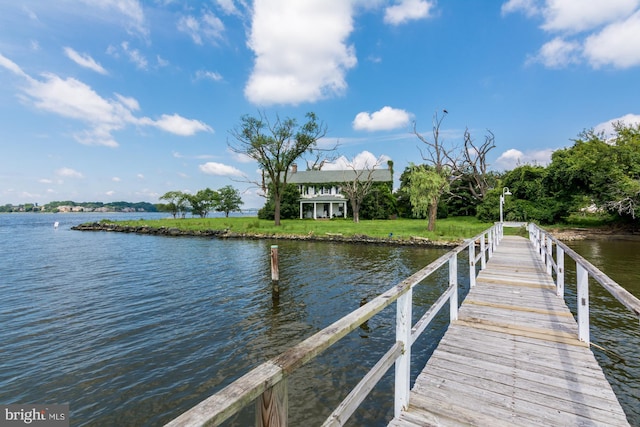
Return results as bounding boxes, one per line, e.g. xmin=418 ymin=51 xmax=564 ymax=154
xmin=258 ymin=183 xmax=300 ymax=220
xmin=159 ymin=191 xmax=189 ymax=219
xmin=407 ymin=164 xmax=449 ymax=227
xmin=229 ymin=111 xmax=327 ymax=226
xmin=216 ymin=185 xmax=243 ymax=217
xmin=360 ymin=182 xmax=396 ymax=220
xmin=189 ymin=188 xmax=219 ymax=218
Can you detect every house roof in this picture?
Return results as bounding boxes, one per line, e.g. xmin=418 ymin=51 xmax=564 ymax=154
xmin=287 ymin=169 xmax=392 ymax=184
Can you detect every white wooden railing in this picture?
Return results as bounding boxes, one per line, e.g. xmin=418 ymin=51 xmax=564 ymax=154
xmin=528 ymin=223 xmax=640 ymax=344
xmin=164 ymin=224 xmax=503 ymax=427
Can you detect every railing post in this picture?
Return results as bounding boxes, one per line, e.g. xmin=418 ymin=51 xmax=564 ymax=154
xmin=256 ymin=380 xmax=288 ymax=427
xmin=450 ymin=253 xmax=458 ymax=321
xmin=576 ymin=264 xmax=590 ymax=344
xmin=546 ymin=239 xmax=553 ymax=275
xmin=556 ymin=246 xmax=564 ymax=297
xmin=488 ymin=228 xmax=493 ymax=259
xmin=469 ymin=241 xmax=476 ymax=288
xmin=480 ymin=233 xmax=486 ymax=270
xmin=394 ymin=288 xmax=412 ymax=418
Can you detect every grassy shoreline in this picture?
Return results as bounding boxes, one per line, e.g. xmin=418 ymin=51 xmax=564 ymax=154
xmin=86 ymin=216 xmax=499 ymax=244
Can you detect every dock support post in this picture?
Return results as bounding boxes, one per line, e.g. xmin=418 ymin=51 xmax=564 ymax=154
xmin=394 ymin=288 xmax=412 ymax=418
xmin=577 ymin=264 xmax=590 ymax=344
xmin=271 ymin=245 xmax=279 ymax=295
xmin=256 ymin=379 xmax=288 ymax=427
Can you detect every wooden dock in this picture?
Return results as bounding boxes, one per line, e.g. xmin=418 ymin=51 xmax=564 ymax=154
xmin=390 ymin=235 xmax=631 ymax=427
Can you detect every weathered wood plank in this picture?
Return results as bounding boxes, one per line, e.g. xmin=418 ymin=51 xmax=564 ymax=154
xmin=389 ymin=236 xmax=630 ymax=427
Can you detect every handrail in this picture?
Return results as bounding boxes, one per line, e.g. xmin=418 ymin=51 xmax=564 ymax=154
xmin=164 ymin=224 xmax=502 ymax=427
xmin=528 ymin=223 xmax=640 ymax=344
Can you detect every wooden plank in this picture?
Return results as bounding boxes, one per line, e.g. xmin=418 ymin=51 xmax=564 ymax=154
xmin=463 ymin=299 xmax=574 ymax=317
xmin=453 ymin=318 xmax=587 ymax=347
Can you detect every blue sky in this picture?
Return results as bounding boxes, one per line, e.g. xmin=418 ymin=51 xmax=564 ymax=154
xmin=1 ymin=0 xmax=640 ymax=208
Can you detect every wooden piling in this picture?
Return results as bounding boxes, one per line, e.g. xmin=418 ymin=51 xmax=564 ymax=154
xmin=271 ymin=245 xmax=279 ymax=281
xmin=271 ymin=245 xmax=279 ymax=295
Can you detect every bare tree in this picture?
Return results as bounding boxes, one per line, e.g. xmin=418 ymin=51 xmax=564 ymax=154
xmin=340 ymin=156 xmax=385 ymax=223
xmin=412 ymin=110 xmax=457 ymax=231
xmin=459 ymin=128 xmax=496 ymax=201
xmin=228 ymin=111 xmax=328 ymax=226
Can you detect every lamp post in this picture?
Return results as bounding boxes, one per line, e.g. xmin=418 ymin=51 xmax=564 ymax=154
xmin=500 ymin=187 xmax=512 ymax=223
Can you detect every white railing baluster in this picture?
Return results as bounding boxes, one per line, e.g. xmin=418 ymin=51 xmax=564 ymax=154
xmin=480 ymin=233 xmax=486 ymax=270
xmin=394 ymin=288 xmax=412 ymax=418
xmin=546 ymin=239 xmax=553 ymax=275
xmin=450 ymin=253 xmax=458 ymax=321
xmin=469 ymin=240 xmax=476 ymax=288
xmin=556 ymin=246 xmax=564 ymax=297
xmin=577 ymin=264 xmax=590 ymax=344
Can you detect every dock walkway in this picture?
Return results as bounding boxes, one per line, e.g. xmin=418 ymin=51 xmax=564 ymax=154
xmin=390 ymin=235 xmax=630 ymax=426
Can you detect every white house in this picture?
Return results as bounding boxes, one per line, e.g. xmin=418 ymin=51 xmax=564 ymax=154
xmin=287 ymin=164 xmax=393 ymax=219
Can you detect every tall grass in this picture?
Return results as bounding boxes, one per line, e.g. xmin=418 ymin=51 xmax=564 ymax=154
xmin=111 ymin=216 xmax=494 ymax=242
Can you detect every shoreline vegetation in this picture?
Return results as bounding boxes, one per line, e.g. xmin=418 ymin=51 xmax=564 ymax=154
xmin=71 ymin=217 xmax=497 ymax=247
xmin=71 ymin=216 xmax=640 ymax=245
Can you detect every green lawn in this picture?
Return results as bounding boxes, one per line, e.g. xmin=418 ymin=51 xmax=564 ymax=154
xmin=107 ymin=216 xmax=496 ymax=242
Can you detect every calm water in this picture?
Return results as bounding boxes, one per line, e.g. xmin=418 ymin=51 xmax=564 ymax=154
xmin=0 ymin=213 xmax=455 ymax=426
xmin=1 ymin=215 xmax=638 ymax=426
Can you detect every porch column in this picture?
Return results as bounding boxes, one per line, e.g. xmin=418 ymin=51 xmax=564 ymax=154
xmin=313 ymin=202 xmax=317 ymax=219
xmin=299 ymin=201 xmax=303 ymax=219
xmin=329 ymin=203 xmax=334 ymax=218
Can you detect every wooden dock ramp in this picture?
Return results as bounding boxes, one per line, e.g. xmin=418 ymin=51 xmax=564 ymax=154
xmin=389 ymin=235 xmax=630 ymax=427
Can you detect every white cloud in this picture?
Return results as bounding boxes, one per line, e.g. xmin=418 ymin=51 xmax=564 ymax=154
xmin=527 ymin=36 xmax=581 ymax=68
xmin=216 ymin=0 xmax=242 ymax=15
xmin=39 ymin=178 xmax=53 ymax=184
xmin=245 ymin=0 xmax=357 ymax=105
xmin=152 ymin=114 xmax=213 ymax=136
xmin=64 ymin=47 xmax=108 ymax=75
xmin=584 ymin=11 xmax=640 ymax=68
xmin=195 ymin=70 xmax=223 ymax=81
xmin=494 ymin=148 xmax=554 ymax=170
xmin=56 ymin=167 xmax=84 ymax=178
xmin=80 ymin=0 xmax=147 ymax=36
xmin=178 ymin=11 xmax=225 ymax=45
xmin=0 ymin=53 xmax=29 ymax=79
xmin=594 ymin=113 xmax=640 ymax=136
xmin=112 ymin=177 xmax=121 ymax=182
xmin=323 ymin=151 xmax=391 ymax=170
xmin=106 ymin=190 xmax=116 ymax=196
xmin=157 ymin=55 xmax=169 ymax=67
xmin=137 ymin=174 xmax=145 ymax=179
xmin=504 ymin=0 xmax=640 ymax=69
xmin=199 ymin=162 xmax=244 ymax=177
xmin=540 ymin=0 xmax=638 ymax=34
xmin=352 ymin=106 xmax=412 ymax=131
xmin=0 ymin=54 xmax=213 ymax=147
xmin=384 ymin=0 xmax=435 ymax=25
xmin=121 ymin=41 xmax=148 ymax=70
xmin=501 ymin=0 xmax=540 ymax=17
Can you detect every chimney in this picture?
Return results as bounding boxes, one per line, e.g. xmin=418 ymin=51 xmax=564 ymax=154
xmin=291 ymin=163 xmax=297 ymax=173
